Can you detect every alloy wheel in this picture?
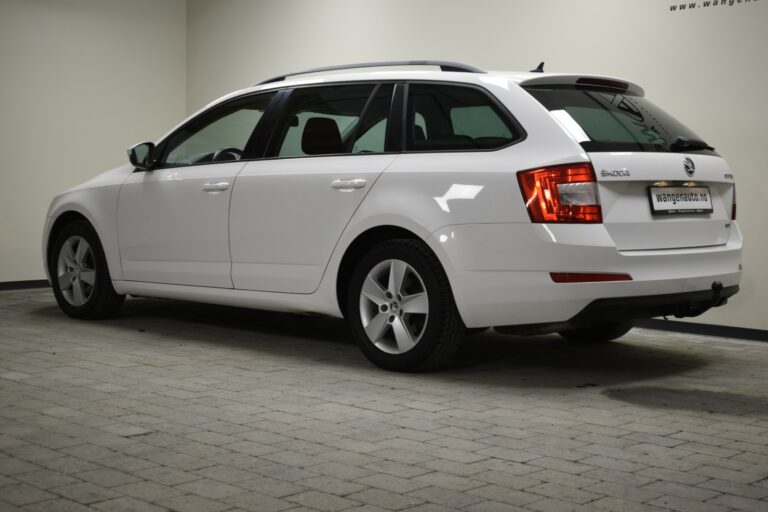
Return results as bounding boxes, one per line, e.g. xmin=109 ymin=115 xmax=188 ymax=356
xmin=56 ymin=235 xmax=95 ymax=307
xmin=358 ymin=259 xmax=429 ymax=354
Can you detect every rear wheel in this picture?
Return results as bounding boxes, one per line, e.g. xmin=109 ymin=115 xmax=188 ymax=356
xmin=50 ymin=221 xmax=125 ymax=319
xmin=559 ymin=320 xmax=634 ymax=344
xmin=346 ymin=239 xmax=464 ymax=371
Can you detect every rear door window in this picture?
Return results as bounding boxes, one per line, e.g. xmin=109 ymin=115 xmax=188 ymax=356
xmin=526 ymin=87 xmax=717 ymax=155
xmin=271 ymin=84 xmax=382 ymax=158
xmin=405 ymin=84 xmax=522 ymax=151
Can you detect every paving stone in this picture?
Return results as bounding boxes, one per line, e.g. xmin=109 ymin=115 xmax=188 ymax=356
xmin=348 ymin=488 xmax=425 ymax=510
xmin=51 ymin=481 xmax=120 ymax=504
xmin=91 ymin=496 xmax=168 ymax=512
xmin=74 ymin=468 xmax=142 ymax=488
xmin=235 ymin=476 xmax=305 ymax=498
xmin=584 ymin=480 xmax=662 ymax=503
xmin=637 ymin=466 xmax=709 ymax=485
xmin=175 ymin=478 xmax=245 ymax=499
xmin=220 ymin=491 xmax=294 ymax=512
xmin=355 ymin=473 xmax=427 ymax=494
xmin=590 ymin=496 xmax=658 ymax=512
xmin=14 ymin=469 xmax=81 ymax=489
xmin=308 ymin=462 xmax=374 ymax=481
xmin=300 ymin=475 xmax=368 ymax=496
xmin=642 ymin=480 xmax=720 ymax=502
xmin=707 ymin=493 xmax=768 ymax=511
xmin=156 ymin=493 xmax=230 ymax=512
xmin=407 ymin=486 xmax=485 ymax=508
xmin=467 ymin=484 xmax=541 ymax=506
xmin=0 ymin=457 xmax=40 ymax=475
xmin=285 ymin=490 xmax=360 ymax=511
xmin=21 ymin=498 xmax=95 ymax=512
xmin=698 ymin=478 xmax=768 ymax=499
xmin=527 ymin=482 xmax=601 ymax=505
xmin=135 ymin=466 xmax=200 ymax=486
xmin=692 ymin=464 xmax=764 ymax=484
xmin=114 ymin=480 xmax=183 ymax=502
xmin=2 ymin=291 xmax=768 ymax=512
xmin=0 ymin=482 xmax=56 ymax=505
xmin=649 ymin=494 xmax=730 ymax=512
xmin=526 ymin=497 xmax=589 ymax=512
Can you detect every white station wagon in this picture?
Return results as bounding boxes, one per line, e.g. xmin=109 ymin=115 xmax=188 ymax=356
xmin=44 ymin=61 xmax=741 ymax=370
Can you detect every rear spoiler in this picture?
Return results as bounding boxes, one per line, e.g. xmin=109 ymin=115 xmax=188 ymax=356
xmin=519 ymin=74 xmax=645 ymax=97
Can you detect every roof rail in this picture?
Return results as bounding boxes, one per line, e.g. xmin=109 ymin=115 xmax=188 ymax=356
xmin=255 ymin=60 xmax=485 ymax=85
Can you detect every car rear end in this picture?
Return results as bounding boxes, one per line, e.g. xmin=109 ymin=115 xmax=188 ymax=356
xmin=445 ymin=73 xmax=741 ymax=331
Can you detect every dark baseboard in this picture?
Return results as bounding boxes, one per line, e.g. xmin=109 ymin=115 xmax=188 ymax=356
xmin=637 ymin=319 xmax=768 ymax=342
xmin=0 ymin=280 xmax=50 ymax=291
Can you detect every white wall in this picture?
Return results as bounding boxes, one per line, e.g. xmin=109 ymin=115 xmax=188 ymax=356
xmin=2 ymin=0 xmax=765 ymax=331
xmin=0 ymin=0 xmax=187 ymax=282
xmin=187 ymin=0 xmax=767 ymax=330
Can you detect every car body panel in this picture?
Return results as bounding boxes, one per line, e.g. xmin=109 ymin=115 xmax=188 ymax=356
xmin=590 ymin=152 xmax=734 ymax=250
xmin=117 ymin=163 xmax=244 ymax=288
xmin=430 ymin=222 xmax=741 ymax=327
xmin=43 ymin=164 xmax=134 ymax=282
xmin=230 ymin=154 xmax=397 ymax=293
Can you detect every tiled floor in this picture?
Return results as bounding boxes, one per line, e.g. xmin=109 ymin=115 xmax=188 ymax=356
xmin=1 ymin=288 xmax=767 ymax=512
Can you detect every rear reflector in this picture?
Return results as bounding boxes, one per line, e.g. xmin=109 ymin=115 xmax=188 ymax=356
xmin=550 ymin=272 xmax=632 ymax=283
xmin=517 ymin=163 xmax=602 ymax=223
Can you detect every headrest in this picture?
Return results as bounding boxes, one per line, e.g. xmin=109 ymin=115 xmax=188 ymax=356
xmin=301 ymin=117 xmax=343 ymax=155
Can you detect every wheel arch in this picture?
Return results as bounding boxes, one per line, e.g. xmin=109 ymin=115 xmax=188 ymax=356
xmin=334 ymin=224 xmax=465 ymax=325
xmin=46 ymin=211 xmax=94 ymax=274
xmin=336 ymin=225 xmax=420 ymax=316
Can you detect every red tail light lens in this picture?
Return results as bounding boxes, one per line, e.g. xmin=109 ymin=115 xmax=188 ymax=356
xmin=517 ymin=163 xmax=602 ymax=223
xmin=550 ymin=272 xmax=632 ymax=283
xmin=731 ymin=187 xmax=737 ymax=220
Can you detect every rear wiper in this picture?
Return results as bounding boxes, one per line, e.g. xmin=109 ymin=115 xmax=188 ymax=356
xmin=670 ymin=136 xmax=715 ymax=152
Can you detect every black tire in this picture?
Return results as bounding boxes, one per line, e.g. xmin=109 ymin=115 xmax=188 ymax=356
xmin=346 ymin=239 xmax=465 ymax=371
xmin=558 ymin=320 xmax=634 ymax=344
xmin=49 ymin=220 xmax=125 ymax=319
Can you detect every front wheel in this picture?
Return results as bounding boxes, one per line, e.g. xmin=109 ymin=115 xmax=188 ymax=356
xmin=558 ymin=320 xmax=634 ymax=344
xmin=49 ymin=220 xmax=125 ymax=319
xmin=346 ymin=240 xmax=464 ymax=371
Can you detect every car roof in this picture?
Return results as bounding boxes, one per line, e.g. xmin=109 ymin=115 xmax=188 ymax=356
xmin=202 ymin=65 xmax=644 ymax=114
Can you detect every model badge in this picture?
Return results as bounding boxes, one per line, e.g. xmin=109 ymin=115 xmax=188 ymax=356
xmin=601 ymin=169 xmax=630 ymax=177
xmin=684 ymin=157 xmax=695 ymax=177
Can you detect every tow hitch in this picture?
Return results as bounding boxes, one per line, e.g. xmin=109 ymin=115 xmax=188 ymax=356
xmin=674 ymin=281 xmax=727 ymax=318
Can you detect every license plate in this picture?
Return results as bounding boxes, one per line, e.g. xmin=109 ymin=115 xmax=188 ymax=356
xmin=648 ymin=186 xmax=713 ymax=215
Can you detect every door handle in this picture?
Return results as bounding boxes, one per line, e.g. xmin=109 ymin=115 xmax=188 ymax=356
xmin=202 ymin=181 xmax=230 ymax=192
xmin=331 ymin=178 xmax=367 ymax=191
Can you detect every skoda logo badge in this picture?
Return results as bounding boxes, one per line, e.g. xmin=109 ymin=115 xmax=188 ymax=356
xmin=684 ymin=157 xmax=695 ymax=177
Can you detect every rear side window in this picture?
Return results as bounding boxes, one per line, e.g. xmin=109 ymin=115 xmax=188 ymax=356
xmin=272 ymin=84 xmax=378 ymax=157
xmin=526 ymin=87 xmax=717 ymax=155
xmin=406 ymin=84 xmax=521 ymax=151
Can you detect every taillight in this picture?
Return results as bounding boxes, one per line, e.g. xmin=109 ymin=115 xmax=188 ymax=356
xmin=517 ymin=163 xmax=602 ymax=223
xmin=732 ymin=186 xmax=737 ymax=220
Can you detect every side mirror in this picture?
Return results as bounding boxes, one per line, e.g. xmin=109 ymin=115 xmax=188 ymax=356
xmin=127 ymin=142 xmax=156 ymax=171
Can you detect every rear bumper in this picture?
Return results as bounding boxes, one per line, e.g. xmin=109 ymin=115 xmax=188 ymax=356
xmin=496 ymin=285 xmax=738 ymax=335
xmin=429 ymin=222 xmax=742 ymax=328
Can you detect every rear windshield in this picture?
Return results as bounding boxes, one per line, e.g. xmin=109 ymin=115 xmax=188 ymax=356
xmin=525 ymin=87 xmax=717 ymax=155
